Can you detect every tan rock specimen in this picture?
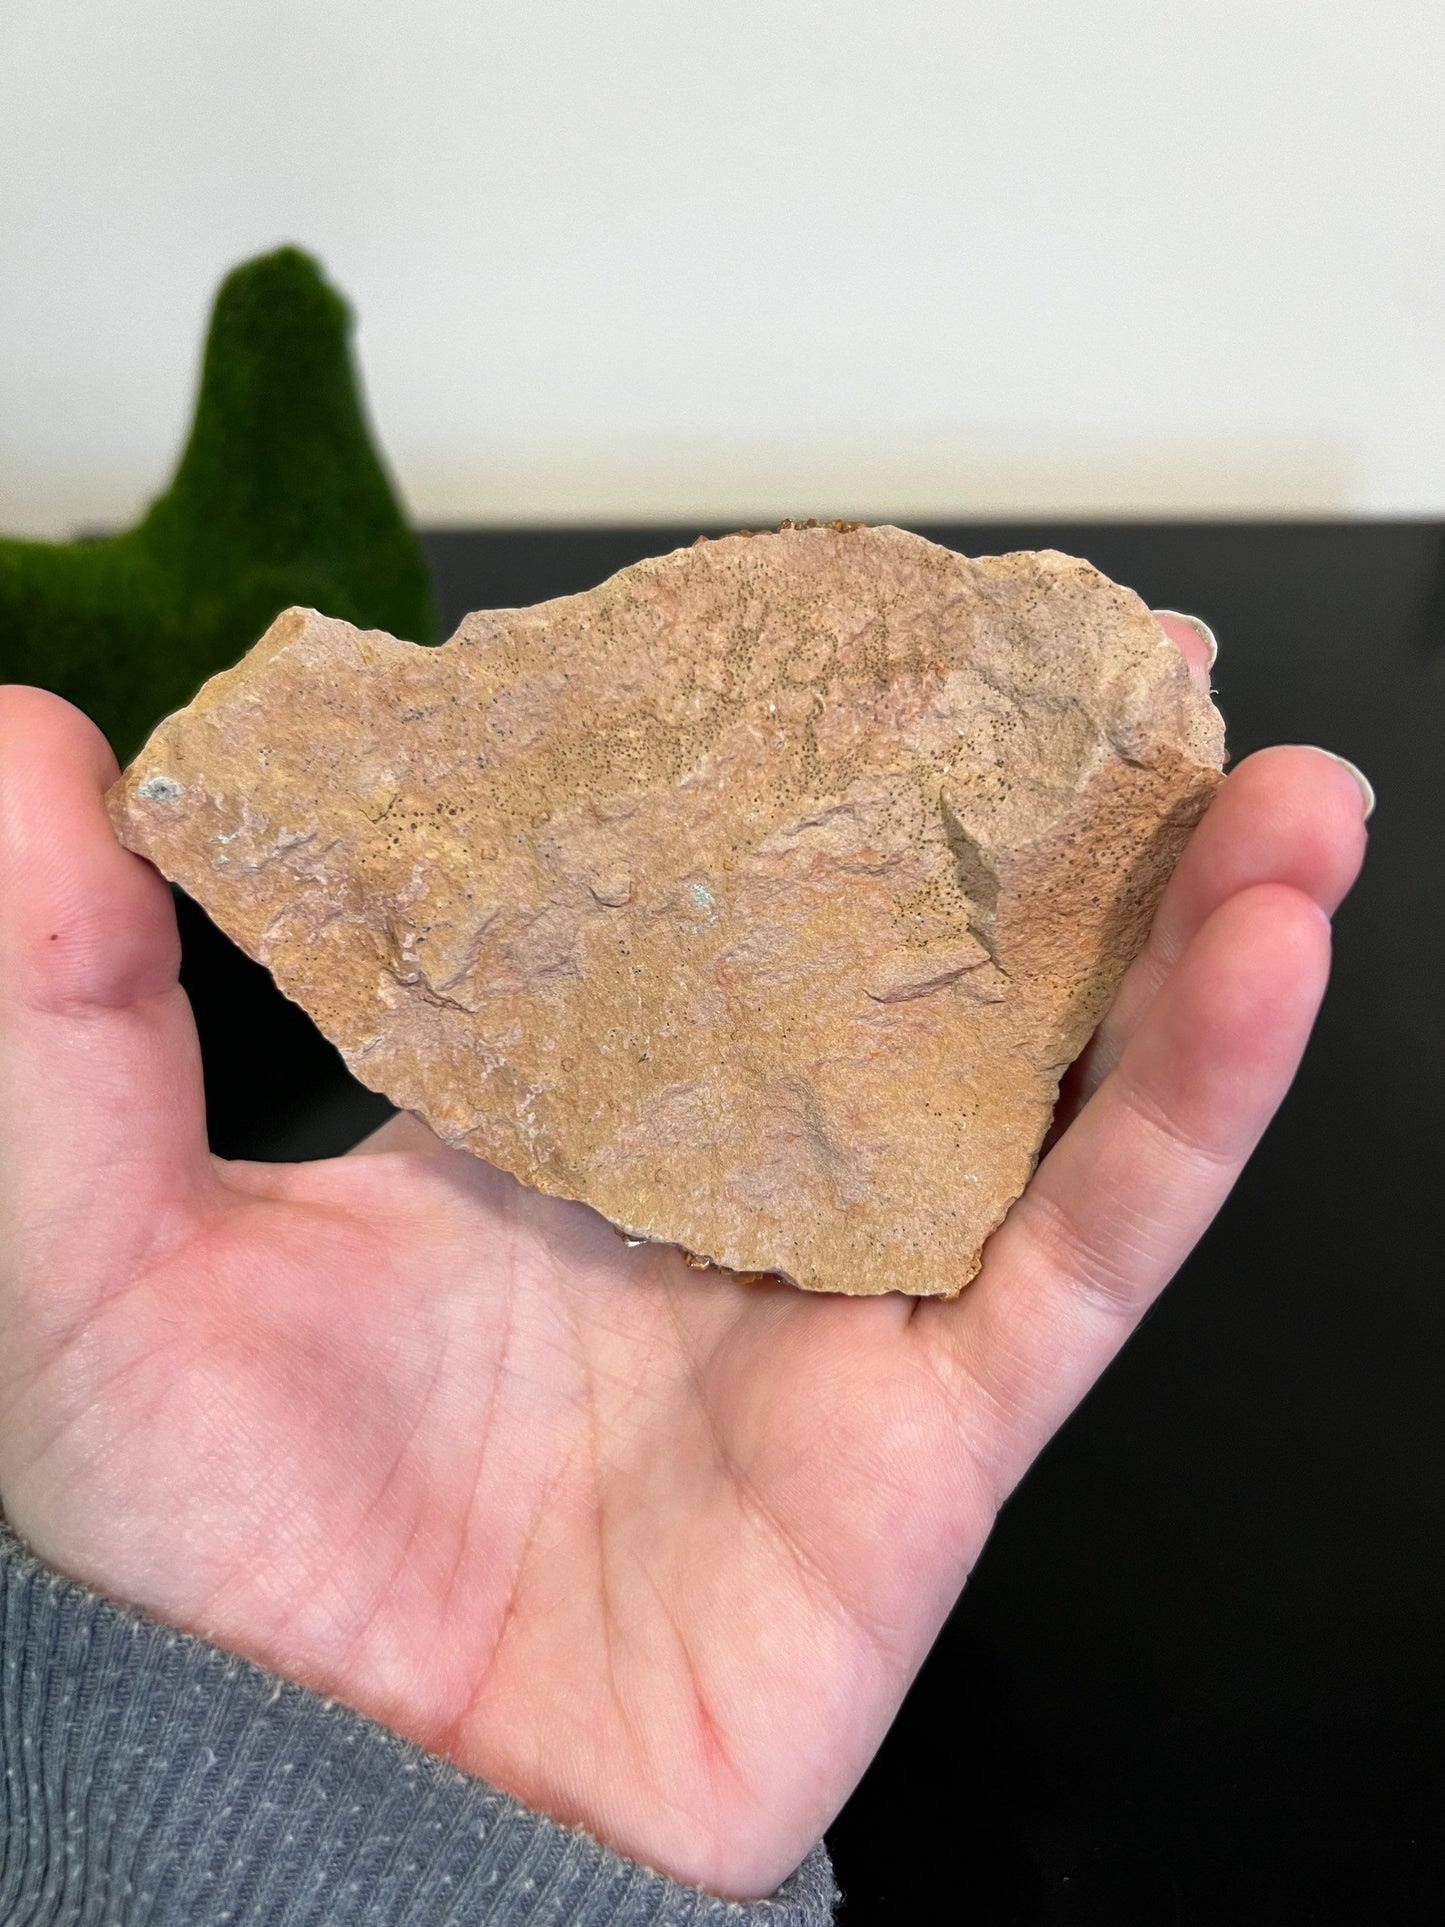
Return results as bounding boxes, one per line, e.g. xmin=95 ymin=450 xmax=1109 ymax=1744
xmin=106 ymin=524 xmax=1225 ymax=1297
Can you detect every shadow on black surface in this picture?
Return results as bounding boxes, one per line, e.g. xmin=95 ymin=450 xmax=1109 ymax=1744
xmin=174 ymin=885 xmax=393 ymax=1161
xmin=174 ymin=523 xmax=1443 ymax=1925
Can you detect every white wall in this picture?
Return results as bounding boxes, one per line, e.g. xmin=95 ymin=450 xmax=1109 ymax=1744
xmin=2 ymin=0 xmax=1441 ymax=537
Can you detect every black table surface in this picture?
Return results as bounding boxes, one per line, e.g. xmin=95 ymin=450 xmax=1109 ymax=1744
xmin=176 ymin=522 xmax=1445 ymax=1925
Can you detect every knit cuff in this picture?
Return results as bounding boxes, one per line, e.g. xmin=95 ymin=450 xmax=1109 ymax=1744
xmin=0 ymin=1527 xmax=837 ymax=1925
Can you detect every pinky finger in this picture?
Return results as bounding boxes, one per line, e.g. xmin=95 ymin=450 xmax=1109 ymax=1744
xmin=916 ymin=881 xmax=1332 ymax=1507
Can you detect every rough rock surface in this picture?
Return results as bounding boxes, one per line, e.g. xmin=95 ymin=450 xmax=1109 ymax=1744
xmin=106 ymin=524 xmax=1225 ymax=1297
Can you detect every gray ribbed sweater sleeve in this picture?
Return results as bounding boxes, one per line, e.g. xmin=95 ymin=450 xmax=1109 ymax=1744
xmin=0 ymin=1528 xmax=838 ymax=1925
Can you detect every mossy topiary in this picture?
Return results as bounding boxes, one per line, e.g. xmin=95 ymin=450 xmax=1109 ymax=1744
xmin=0 ymin=247 xmax=437 ymax=762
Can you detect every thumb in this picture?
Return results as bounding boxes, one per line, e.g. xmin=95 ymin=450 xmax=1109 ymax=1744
xmin=0 ymin=686 xmax=212 ymax=1323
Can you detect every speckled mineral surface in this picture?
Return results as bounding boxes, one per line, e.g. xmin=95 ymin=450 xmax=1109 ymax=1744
xmin=106 ymin=523 xmax=1225 ymax=1297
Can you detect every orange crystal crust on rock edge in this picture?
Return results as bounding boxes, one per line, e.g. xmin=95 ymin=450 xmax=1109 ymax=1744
xmin=106 ymin=524 xmax=1225 ymax=1297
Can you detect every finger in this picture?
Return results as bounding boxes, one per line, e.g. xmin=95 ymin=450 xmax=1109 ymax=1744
xmin=914 ymin=880 xmax=1332 ymax=1507
xmin=0 ymin=686 xmax=212 ymax=1309
xmin=1152 ymin=609 xmax=1215 ymax=692
xmin=1055 ymin=743 xmax=1368 ymax=1131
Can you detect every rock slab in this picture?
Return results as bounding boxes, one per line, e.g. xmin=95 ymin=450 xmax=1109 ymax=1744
xmin=106 ymin=524 xmax=1225 ymax=1297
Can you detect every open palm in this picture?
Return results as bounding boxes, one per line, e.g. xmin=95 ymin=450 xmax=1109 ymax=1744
xmin=0 ymin=640 xmax=1367 ymax=1900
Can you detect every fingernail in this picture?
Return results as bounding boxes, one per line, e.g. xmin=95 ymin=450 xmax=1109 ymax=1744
xmin=1154 ymin=610 xmax=1218 ymax=667
xmin=1305 ymin=748 xmax=1376 ymax=822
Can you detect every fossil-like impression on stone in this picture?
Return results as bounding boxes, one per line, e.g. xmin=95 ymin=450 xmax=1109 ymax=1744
xmin=107 ymin=524 xmax=1225 ymax=1297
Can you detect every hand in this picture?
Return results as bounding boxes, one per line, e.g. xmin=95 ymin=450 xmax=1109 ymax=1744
xmin=0 ymin=632 xmax=1367 ymax=1901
